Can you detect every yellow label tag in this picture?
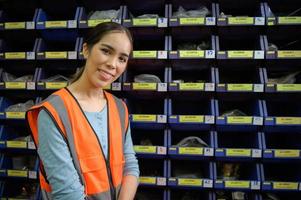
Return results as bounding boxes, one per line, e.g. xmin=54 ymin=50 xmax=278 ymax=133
xmin=228 ymin=84 xmax=253 ymax=91
xmin=133 ymin=51 xmax=157 ymax=58
xmin=179 ymin=147 xmax=203 ymax=155
xmin=133 ymin=18 xmax=157 ymax=26
xmin=225 ymin=181 xmax=250 ymax=188
xmin=5 ymin=52 xmax=26 ymax=59
xmin=5 ymin=22 xmax=25 ymax=29
xmin=228 ymin=17 xmax=254 ymax=25
xmin=45 ymin=21 xmax=67 ymax=28
xmin=5 ymin=82 xmax=26 ymax=89
xmin=7 ymin=170 xmax=27 ymax=177
xmin=179 ymin=18 xmax=205 ymax=25
xmin=226 ymin=149 xmax=251 ymax=156
xmin=278 ymin=51 xmax=301 ymax=58
xmin=133 ymin=83 xmax=157 ymax=90
xmin=45 ymin=82 xmax=68 ymax=89
xmin=179 ymin=50 xmax=204 ymax=58
xmin=278 ymin=17 xmax=301 ymax=24
xmin=179 ymin=83 xmax=204 ymax=90
xmin=139 ymin=177 xmax=156 ymax=184
xmin=6 ymin=112 xmax=25 ymax=119
xmin=228 ymin=51 xmax=253 ymax=58
xmin=88 ymin=19 xmax=111 ymax=27
xmin=273 ymin=182 xmax=298 ymax=190
xmin=6 ymin=141 xmax=27 ymax=148
xmin=179 ymin=115 xmax=204 ymax=123
xmin=132 ymin=115 xmax=156 ymax=122
xmin=178 ymin=178 xmax=202 ymax=186
xmin=276 ymin=117 xmax=301 ymax=125
xmin=134 ymin=146 xmax=156 ymax=153
xmin=276 ymin=84 xmax=301 ymax=91
xmin=45 ymin=52 xmax=67 ymax=59
xmin=275 ymin=150 xmax=300 ymax=157
xmin=227 ymin=117 xmax=253 ymax=124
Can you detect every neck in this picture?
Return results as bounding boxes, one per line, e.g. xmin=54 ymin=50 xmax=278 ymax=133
xmin=68 ymin=73 xmax=104 ymax=101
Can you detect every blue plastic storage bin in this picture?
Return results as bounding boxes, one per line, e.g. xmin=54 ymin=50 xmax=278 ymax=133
xmin=216 ymin=0 xmax=265 ymax=26
xmin=138 ymin=158 xmax=167 ymax=187
xmin=168 ymin=98 xmax=215 ymax=130
xmin=168 ymin=0 xmax=216 ymax=27
xmin=215 ymin=98 xmax=264 ymax=131
xmin=123 ymin=0 xmax=168 ymax=27
xmin=212 ymin=191 xmax=261 ymax=200
xmin=214 ymin=161 xmax=261 ymax=191
xmin=261 ymin=163 xmax=301 ymax=192
xmin=168 ymin=160 xmax=214 ymax=189
xmin=259 ymin=191 xmax=301 ymax=200
xmin=168 ymin=130 xmax=214 ymax=159
xmin=132 ymin=129 xmax=167 ymax=158
xmin=262 ymin=131 xmax=301 ymax=160
xmin=214 ymin=131 xmax=262 ymax=160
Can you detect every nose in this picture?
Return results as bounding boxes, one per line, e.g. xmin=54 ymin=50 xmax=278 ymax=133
xmin=106 ymin=55 xmax=118 ymax=69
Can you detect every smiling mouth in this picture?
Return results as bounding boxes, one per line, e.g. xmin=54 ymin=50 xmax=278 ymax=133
xmin=98 ymin=69 xmax=115 ymax=80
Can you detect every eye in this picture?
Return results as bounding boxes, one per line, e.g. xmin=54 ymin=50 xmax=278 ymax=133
xmin=101 ymin=48 xmax=110 ymax=55
xmin=119 ymin=56 xmax=127 ymax=63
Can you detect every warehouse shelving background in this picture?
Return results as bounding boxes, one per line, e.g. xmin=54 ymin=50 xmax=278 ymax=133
xmin=0 ymin=0 xmax=300 ymax=199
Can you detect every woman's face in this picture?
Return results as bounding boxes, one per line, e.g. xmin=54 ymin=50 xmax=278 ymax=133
xmin=83 ymin=31 xmax=132 ymax=88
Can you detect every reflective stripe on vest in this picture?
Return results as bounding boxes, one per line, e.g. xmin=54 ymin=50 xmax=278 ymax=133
xmin=26 ymin=88 xmax=128 ymax=200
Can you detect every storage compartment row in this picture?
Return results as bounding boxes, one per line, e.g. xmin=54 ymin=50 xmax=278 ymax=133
xmin=132 ymin=129 xmax=301 ymax=160
xmin=0 ymin=180 xmax=40 ymax=200
xmin=0 ymin=96 xmax=300 ymax=129
xmin=0 ymin=33 xmax=300 ymax=60
xmin=2 ymin=65 xmax=300 ymax=93
xmin=1 ymin=0 xmax=300 ymax=29
xmin=137 ymin=158 xmax=301 ymax=191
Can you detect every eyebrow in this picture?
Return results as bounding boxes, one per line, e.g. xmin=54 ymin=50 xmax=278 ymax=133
xmin=100 ymin=43 xmax=130 ymax=58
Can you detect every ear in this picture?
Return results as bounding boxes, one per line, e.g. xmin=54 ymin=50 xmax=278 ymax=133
xmin=83 ymin=43 xmax=89 ymax=59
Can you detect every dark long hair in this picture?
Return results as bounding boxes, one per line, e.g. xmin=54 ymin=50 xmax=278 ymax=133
xmin=70 ymin=22 xmax=133 ymax=83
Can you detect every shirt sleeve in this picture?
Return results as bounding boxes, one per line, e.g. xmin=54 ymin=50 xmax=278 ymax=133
xmin=123 ymin=123 xmax=140 ymax=178
xmin=37 ymin=109 xmax=85 ymax=200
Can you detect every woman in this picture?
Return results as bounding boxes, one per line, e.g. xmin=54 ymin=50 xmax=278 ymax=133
xmin=26 ymin=22 xmax=139 ymax=200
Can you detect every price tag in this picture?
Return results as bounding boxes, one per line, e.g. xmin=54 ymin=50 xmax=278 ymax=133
xmin=226 ymin=149 xmax=251 ymax=157
xmin=28 ymin=141 xmax=36 ymax=149
xmin=45 ymin=21 xmax=67 ymax=28
xmin=158 ymin=18 xmax=168 ymax=27
xmin=133 ymin=18 xmax=157 ymax=26
xmin=278 ymin=51 xmax=301 ymax=58
xmin=225 ymin=181 xmax=250 ymax=188
xmin=139 ymin=177 xmax=156 ymax=184
xmin=275 ymin=150 xmax=300 ymax=158
xmin=5 ymin=82 xmax=26 ymax=89
xmin=158 ymin=51 xmax=167 ymax=59
xmin=6 ymin=112 xmax=25 ymax=119
xmin=5 ymin=22 xmax=25 ymax=29
xmin=132 ymin=83 xmax=157 ymax=90
xmin=157 ymin=115 xmax=167 ymax=123
xmin=178 ymin=178 xmax=202 ymax=186
xmin=205 ymin=50 xmax=215 ymax=58
xmin=276 ymin=117 xmax=301 ymax=125
xmin=6 ymin=141 xmax=27 ymax=148
xmin=7 ymin=170 xmax=27 ymax=177
xmin=157 ymin=83 xmax=167 ymax=92
xmin=278 ymin=17 xmax=301 ymax=24
xmin=179 ymin=83 xmax=204 ymax=90
xmin=179 ymin=18 xmax=205 ymax=25
xmin=277 ymin=84 xmax=301 ymax=91
xmin=205 ymin=83 xmax=215 ymax=91
xmin=205 ymin=115 xmax=215 ymax=124
xmin=254 ymin=84 xmax=264 ymax=92
xmin=273 ymin=182 xmax=298 ymax=190
xmin=227 ymin=84 xmax=253 ymax=91
xmin=28 ymin=171 xmax=37 ymax=179
xmin=45 ymin=82 xmax=68 ymax=89
xmin=26 ymin=21 xmax=35 ymax=29
xmin=227 ymin=117 xmax=253 ymax=124
xmin=132 ymin=115 xmax=156 ymax=122
xmin=157 ymin=177 xmax=166 ymax=186
xmin=206 ymin=17 xmax=216 ymax=25
xmin=179 ymin=115 xmax=204 ymax=123
xmin=179 ymin=50 xmax=204 ymax=58
xmin=228 ymin=51 xmax=253 ymax=58
xmin=26 ymin=52 xmax=35 ymax=60
xmin=228 ymin=17 xmax=254 ymax=25
xmin=179 ymin=147 xmax=203 ymax=155
xmin=45 ymin=52 xmax=67 ymax=59
xmin=68 ymin=51 xmax=77 ymax=59
xmin=134 ymin=146 xmax=156 ymax=153
xmin=5 ymin=52 xmax=26 ymax=59
xmin=88 ymin=19 xmax=111 ymax=27
xmin=133 ymin=51 xmax=157 ymax=58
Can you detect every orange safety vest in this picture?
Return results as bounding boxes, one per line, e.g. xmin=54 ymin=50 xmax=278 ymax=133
xmin=26 ymin=88 xmax=129 ymax=200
